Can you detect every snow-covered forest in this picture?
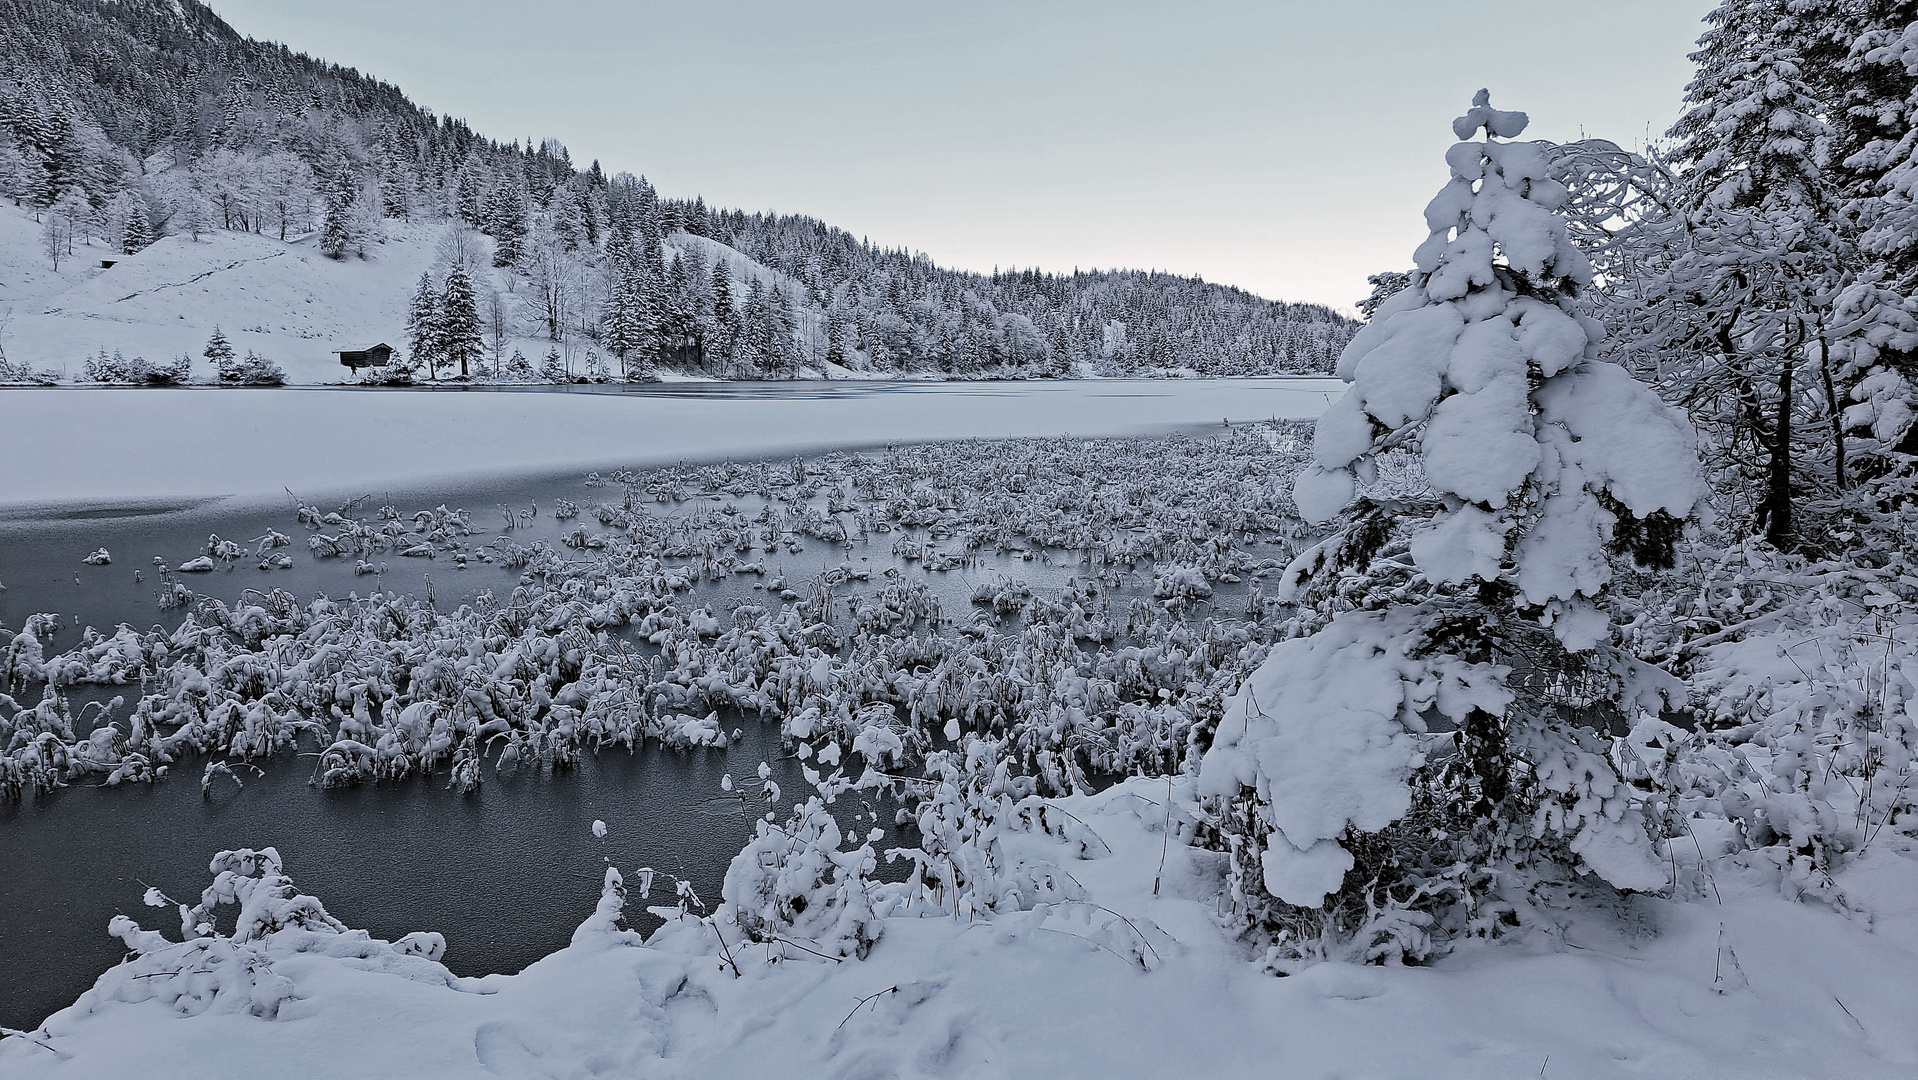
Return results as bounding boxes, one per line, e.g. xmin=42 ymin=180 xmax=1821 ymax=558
xmin=6 ymin=0 xmax=1918 ymax=1076
xmin=0 ymin=0 xmax=1355 ymax=382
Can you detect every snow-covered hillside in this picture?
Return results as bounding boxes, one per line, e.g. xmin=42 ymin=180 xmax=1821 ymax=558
xmin=0 ymin=199 xmax=886 ymax=385
xmin=0 ymin=205 xmax=440 ymax=384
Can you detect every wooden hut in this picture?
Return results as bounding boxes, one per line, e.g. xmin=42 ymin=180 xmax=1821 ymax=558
xmin=334 ymin=343 xmax=395 ymax=372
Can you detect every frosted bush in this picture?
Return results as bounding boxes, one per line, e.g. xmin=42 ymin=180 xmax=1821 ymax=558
xmin=82 ymin=349 xmax=191 ymax=385
xmin=85 ymin=848 xmax=458 ymax=1021
xmin=218 ymin=350 xmax=286 ymax=386
xmin=722 ymin=795 xmax=882 ymax=959
xmin=883 ymin=736 xmax=1107 ymax=920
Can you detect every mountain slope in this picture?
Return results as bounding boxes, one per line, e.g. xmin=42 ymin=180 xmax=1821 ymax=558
xmin=0 ymin=0 xmax=1357 ymax=381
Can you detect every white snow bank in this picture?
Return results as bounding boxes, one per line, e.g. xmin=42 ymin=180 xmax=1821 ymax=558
xmin=5 ymin=778 xmax=1916 ymax=1079
xmin=0 ymin=379 xmax=1342 ymax=510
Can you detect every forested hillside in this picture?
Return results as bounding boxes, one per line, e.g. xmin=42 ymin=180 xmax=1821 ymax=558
xmin=0 ymin=0 xmax=1355 ymax=381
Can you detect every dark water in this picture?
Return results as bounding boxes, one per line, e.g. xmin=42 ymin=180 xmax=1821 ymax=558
xmin=0 ymin=467 xmax=1105 ymax=1029
xmin=0 ymin=718 xmax=906 ymax=1030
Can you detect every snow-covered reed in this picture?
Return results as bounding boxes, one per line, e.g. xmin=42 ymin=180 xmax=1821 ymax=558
xmin=0 ymin=426 xmax=1315 ymax=802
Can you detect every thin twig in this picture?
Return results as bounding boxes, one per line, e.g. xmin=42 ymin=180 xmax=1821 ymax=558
xmin=709 ymin=919 xmax=742 ymax=978
xmin=836 ymin=985 xmax=899 ymax=1029
xmin=0 ymin=1027 xmax=58 ymax=1054
xmin=769 ymin=934 xmax=844 ymax=963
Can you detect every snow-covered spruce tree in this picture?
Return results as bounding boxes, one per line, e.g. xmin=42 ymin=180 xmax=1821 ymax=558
xmin=1842 ymin=4 xmax=1918 ymax=281
xmin=406 ymin=271 xmax=440 ymax=379
xmin=1660 ymin=0 xmax=1852 ymax=545
xmin=114 ymin=189 xmax=151 ymax=254
xmin=1830 ymin=9 xmax=1918 ymax=501
xmin=202 ymin=326 xmax=234 ymax=372
xmin=484 ymin=184 xmax=527 ymax=267
xmin=603 ymin=257 xmax=655 ymax=379
xmin=318 ymin=177 xmax=352 ymax=260
xmin=1196 ymin=92 xmax=1703 ymax=969
xmin=436 ymin=265 xmax=483 ymax=379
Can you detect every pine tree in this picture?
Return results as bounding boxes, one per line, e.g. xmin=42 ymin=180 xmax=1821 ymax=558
xmin=708 ymin=257 xmax=738 ymax=373
xmin=455 ymin=169 xmax=484 ymax=227
xmin=553 ymin=185 xmax=585 ymax=251
xmin=660 ymin=254 xmax=699 ymax=369
xmin=1837 ymin=2 xmax=1918 ymax=278
xmin=1661 ymin=0 xmax=1857 ymax=541
xmin=604 ymin=258 xmax=656 ymax=378
xmin=1201 ymin=95 xmax=1703 ymax=956
xmin=34 ymin=111 xmax=80 ymax=209
xmin=485 ymin=185 xmax=527 ymax=266
xmin=117 ymin=190 xmax=151 ymax=254
xmin=319 ymin=186 xmax=352 ymax=259
xmin=825 ymin=303 xmax=848 ymax=369
xmin=203 ymin=327 xmax=234 ymax=370
xmin=1669 ymin=0 xmax=1836 ymax=215
xmin=437 ymin=266 xmax=483 ymax=378
xmin=408 ymin=272 xmax=441 ymax=379
xmin=739 ymin=277 xmax=771 ymax=375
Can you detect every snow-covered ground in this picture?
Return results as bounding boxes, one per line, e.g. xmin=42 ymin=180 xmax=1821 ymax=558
xmin=0 ymin=208 xmax=448 ymax=384
xmin=4 ymin=777 xmax=1914 ymax=1079
xmin=0 ymin=378 xmax=1342 ymax=510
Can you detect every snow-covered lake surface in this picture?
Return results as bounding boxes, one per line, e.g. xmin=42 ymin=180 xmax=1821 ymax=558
xmin=0 ymin=377 xmax=1343 ymax=511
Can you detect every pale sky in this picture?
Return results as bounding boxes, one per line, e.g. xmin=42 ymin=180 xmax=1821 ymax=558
xmin=208 ymin=1 xmax=1714 ymax=311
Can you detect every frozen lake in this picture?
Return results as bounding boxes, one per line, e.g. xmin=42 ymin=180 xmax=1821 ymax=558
xmin=0 ymin=377 xmax=1342 ymax=511
xmin=0 ymin=378 xmax=1335 ymax=1029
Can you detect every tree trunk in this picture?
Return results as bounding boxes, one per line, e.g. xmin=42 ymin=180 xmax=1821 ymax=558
xmin=1765 ymin=359 xmax=1794 ymax=549
xmin=1818 ymin=333 xmax=1844 ymax=493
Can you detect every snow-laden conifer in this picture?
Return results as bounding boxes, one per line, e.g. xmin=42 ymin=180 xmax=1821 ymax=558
xmin=1200 ymin=93 xmax=1703 ymax=967
xmin=436 ymin=265 xmax=483 ymax=379
xmin=407 ymin=272 xmax=439 ymax=379
xmin=1291 ymin=89 xmax=1700 ymax=625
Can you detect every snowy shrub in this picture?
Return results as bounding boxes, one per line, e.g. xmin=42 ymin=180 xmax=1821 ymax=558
xmin=1614 ymin=541 xmax=1918 ymax=902
xmin=219 ymin=349 xmax=287 ymax=386
xmin=1199 ymin=93 xmax=1703 ymax=968
xmin=884 ymin=736 xmax=1107 ymax=920
xmin=722 ymin=795 xmax=883 ymax=959
xmin=370 ymin=354 xmax=417 ymax=386
xmin=84 ymin=847 xmax=458 ymax=1021
xmin=0 ymin=357 xmax=58 ymax=385
xmin=82 ymin=348 xmax=191 ymax=385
